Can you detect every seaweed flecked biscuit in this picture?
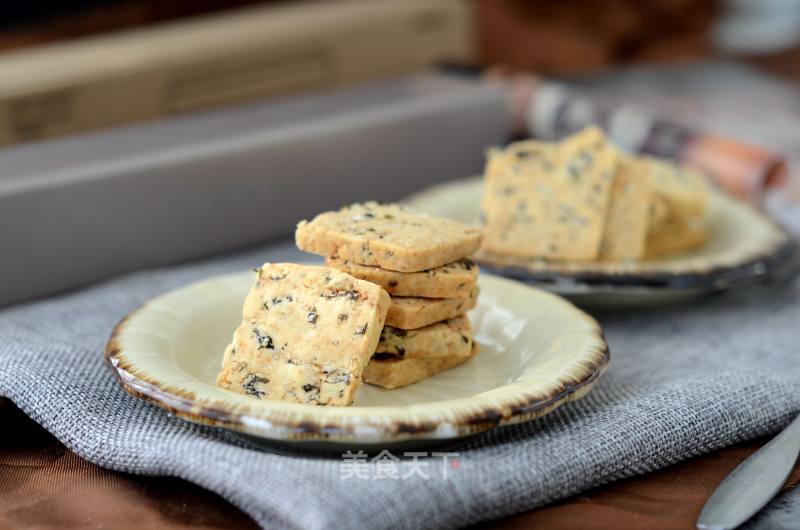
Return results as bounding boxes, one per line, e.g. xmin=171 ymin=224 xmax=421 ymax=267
xmin=483 ymin=139 xmax=555 ymax=181
xmin=326 ymin=256 xmax=478 ymax=298
xmin=216 ymin=263 xmax=390 ymax=406
xmin=599 ymin=156 xmax=653 ymax=261
xmin=641 ymin=157 xmax=709 ymax=258
xmin=481 ymin=126 xmax=619 ymax=261
xmin=386 ymin=286 xmax=478 ymax=330
xmin=363 ymin=345 xmax=479 ymax=389
xmin=296 ymin=202 xmax=483 ymax=273
xmin=645 ymin=216 xmax=708 ymax=258
xmin=642 ymin=156 xmax=709 ymax=221
xmin=648 ymin=193 xmax=670 ymax=232
xmin=377 ymin=315 xmax=473 ymax=358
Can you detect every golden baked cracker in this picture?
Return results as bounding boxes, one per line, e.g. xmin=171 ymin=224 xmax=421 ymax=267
xmin=326 ymin=256 xmax=478 ymax=299
xmin=645 ymin=216 xmax=708 ymax=258
xmin=648 ymin=193 xmax=670 ymax=232
xmin=642 ymin=156 xmax=709 ymax=220
xmin=296 ymin=202 xmax=483 ymax=273
xmin=599 ymin=156 xmax=652 ymax=261
xmin=217 ymin=263 xmax=390 ymax=406
xmin=386 ymin=286 xmax=478 ymax=330
xmin=363 ymin=345 xmax=478 ymax=389
xmin=481 ymin=126 xmax=620 ymax=261
xmin=484 ymin=140 xmax=556 ymax=181
xmin=377 ymin=315 xmax=473 ymax=358
xmin=640 ymin=158 xmax=709 ymax=258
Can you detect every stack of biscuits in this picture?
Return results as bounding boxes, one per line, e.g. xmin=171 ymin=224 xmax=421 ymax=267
xmin=296 ymin=202 xmax=483 ymax=389
xmin=481 ymin=125 xmax=710 ymax=263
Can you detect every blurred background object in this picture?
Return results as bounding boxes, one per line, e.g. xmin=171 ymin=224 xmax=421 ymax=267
xmin=0 ymin=0 xmax=472 ymax=145
xmin=0 ymin=74 xmax=507 ymax=305
xmin=476 ymin=0 xmax=719 ymax=73
xmin=483 ymin=61 xmax=795 ymax=202
xmin=0 ymin=1 xmax=261 ymax=51
xmin=713 ymin=0 xmax=800 ymax=55
xmin=2 ymin=0 xmax=800 ymax=304
xmin=2 ymin=0 xmax=800 ymax=148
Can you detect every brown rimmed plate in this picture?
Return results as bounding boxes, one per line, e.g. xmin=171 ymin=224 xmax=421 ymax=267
xmin=105 ymin=271 xmax=608 ymax=451
xmin=406 ymin=178 xmax=794 ymax=308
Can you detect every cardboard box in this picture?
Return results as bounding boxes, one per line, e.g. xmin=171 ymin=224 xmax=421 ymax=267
xmin=0 ymin=73 xmax=508 ymax=305
xmin=0 ymin=0 xmax=473 ymax=145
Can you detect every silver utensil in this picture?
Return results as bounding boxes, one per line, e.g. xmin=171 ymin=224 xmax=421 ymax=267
xmin=697 ymin=413 xmax=800 ymax=530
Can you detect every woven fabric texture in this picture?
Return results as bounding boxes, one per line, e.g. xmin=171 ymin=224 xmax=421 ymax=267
xmin=1 ymin=240 xmax=799 ymax=529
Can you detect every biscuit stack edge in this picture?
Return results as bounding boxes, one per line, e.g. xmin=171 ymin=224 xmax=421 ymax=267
xmin=296 ymin=202 xmax=483 ymax=389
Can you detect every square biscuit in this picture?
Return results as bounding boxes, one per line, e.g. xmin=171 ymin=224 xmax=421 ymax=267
xmin=484 ymin=140 xmax=556 ymax=181
xmin=216 ymin=263 xmax=390 ymax=406
xmin=599 ymin=156 xmax=653 ymax=261
xmin=296 ymin=202 xmax=483 ymax=272
xmin=642 ymin=156 xmax=709 ymax=220
xmin=481 ymin=126 xmax=619 ymax=261
xmin=645 ymin=216 xmax=708 ymax=258
xmin=363 ymin=345 xmax=478 ymax=389
xmin=326 ymin=256 xmax=478 ymax=298
xmin=377 ymin=315 xmax=473 ymax=358
xmin=386 ymin=286 xmax=478 ymax=330
xmin=648 ymin=193 xmax=670 ymax=232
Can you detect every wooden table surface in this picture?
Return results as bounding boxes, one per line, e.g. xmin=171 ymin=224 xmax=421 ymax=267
xmin=2 ymin=399 xmax=799 ymax=530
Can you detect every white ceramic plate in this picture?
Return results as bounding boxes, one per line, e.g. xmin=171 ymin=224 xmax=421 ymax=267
xmin=106 ymin=271 xmax=608 ymax=451
xmin=406 ymin=178 xmax=794 ymax=307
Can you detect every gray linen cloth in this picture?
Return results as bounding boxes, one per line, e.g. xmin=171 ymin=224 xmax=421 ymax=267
xmin=1 ymin=239 xmax=799 ymax=529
